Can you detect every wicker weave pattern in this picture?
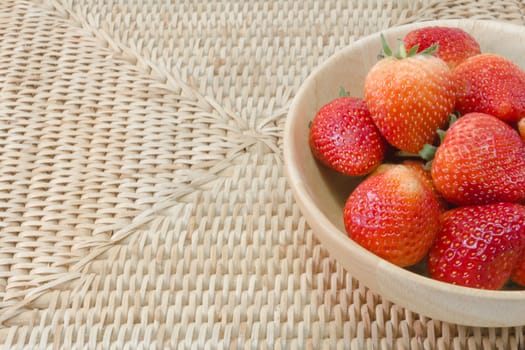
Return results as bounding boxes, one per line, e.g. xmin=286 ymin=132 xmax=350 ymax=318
xmin=1 ymin=0 xmax=525 ymax=348
xmin=0 ymin=0 xmax=274 ymax=314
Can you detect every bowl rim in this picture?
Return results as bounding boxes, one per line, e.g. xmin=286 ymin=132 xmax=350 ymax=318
xmin=283 ymin=18 xmax=525 ymax=326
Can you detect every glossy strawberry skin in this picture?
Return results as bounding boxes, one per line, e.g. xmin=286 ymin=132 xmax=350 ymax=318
xmin=454 ymin=54 xmax=525 ymax=123
xmin=344 ymin=164 xmax=441 ymax=267
xmin=428 ymin=202 xmax=525 ymax=290
xmin=511 ymin=254 xmax=525 ymax=286
xmin=431 ymin=112 xmax=525 ymax=206
xmin=364 ymin=55 xmax=456 ymax=153
xmin=374 ymin=160 xmax=448 ymax=212
xmin=309 ymin=96 xmax=386 ymax=176
xmin=399 ymin=160 xmax=448 ymax=212
xmin=403 ymin=26 xmax=481 ymax=69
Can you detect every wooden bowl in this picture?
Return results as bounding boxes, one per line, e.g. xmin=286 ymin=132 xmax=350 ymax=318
xmin=283 ymin=19 xmax=525 ymax=327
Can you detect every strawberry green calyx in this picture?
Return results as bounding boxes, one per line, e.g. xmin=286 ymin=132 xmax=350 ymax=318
xmin=380 ymin=34 xmax=393 ymax=57
xmin=436 ymin=129 xmax=447 ymax=144
xmin=447 ymin=113 xmax=458 ymax=127
xmin=339 ymin=86 xmax=351 ymax=97
xmin=431 ymin=112 xmax=525 ymax=206
xmin=380 ymin=33 xmax=438 ymax=59
xmin=419 ymin=144 xmax=437 ymax=170
xmin=419 ymin=113 xmax=459 ymax=166
xmin=395 ymin=112 xmax=459 ymax=168
xmin=367 ymin=34 xmax=456 ymax=153
xmin=394 ymin=144 xmax=436 ymax=170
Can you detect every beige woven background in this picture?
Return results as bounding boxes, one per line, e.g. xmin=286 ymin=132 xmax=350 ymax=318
xmin=0 ymin=0 xmax=524 ymax=348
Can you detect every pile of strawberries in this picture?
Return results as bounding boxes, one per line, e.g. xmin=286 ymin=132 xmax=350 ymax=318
xmin=308 ymin=26 xmax=525 ymax=290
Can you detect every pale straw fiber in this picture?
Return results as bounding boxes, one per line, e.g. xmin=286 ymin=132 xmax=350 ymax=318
xmin=0 ymin=0 xmax=524 ymax=348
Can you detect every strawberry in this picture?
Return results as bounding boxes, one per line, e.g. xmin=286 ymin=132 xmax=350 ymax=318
xmin=309 ymin=96 xmax=386 ymax=176
xmin=454 ymin=53 xmax=525 ymax=123
xmin=518 ymin=118 xmax=525 ymax=142
xmin=431 ymin=112 xmax=525 ymax=206
xmin=428 ymin=202 xmax=525 ymax=290
xmin=403 ymin=26 xmax=481 ymax=69
xmin=399 ymin=160 xmax=448 ymax=212
xmin=364 ymin=36 xmax=456 ymax=153
xmin=343 ymin=164 xmax=441 ymax=267
xmin=511 ymin=254 xmax=525 ymax=287
xmin=373 ymin=160 xmax=448 ymax=212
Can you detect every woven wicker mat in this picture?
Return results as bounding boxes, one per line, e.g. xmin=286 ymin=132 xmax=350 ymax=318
xmin=1 ymin=0 xmax=525 ymax=348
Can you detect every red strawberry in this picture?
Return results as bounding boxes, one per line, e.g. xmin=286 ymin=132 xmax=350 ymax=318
xmin=373 ymin=160 xmax=448 ymax=212
xmin=518 ymin=118 xmax=525 ymax=142
xmin=454 ymin=53 xmax=525 ymax=123
xmin=431 ymin=112 xmax=525 ymax=206
xmin=344 ymin=164 xmax=441 ymax=267
xmin=403 ymin=26 xmax=481 ymax=69
xmin=511 ymin=254 xmax=525 ymax=287
xmin=364 ymin=36 xmax=456 ymax=153
xmin=399 ymin=160 xmax=448 ymax=212
xmin=309 ymin=96 xmax=386 ymax=176
xmin=428 ymin=202 xmax=525 ymax=290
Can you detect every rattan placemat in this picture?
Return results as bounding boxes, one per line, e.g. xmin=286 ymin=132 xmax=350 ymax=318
xmin=1 ymin=0 xmax=524 ymax=348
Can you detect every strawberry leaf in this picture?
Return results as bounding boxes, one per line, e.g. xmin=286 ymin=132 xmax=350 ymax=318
xmin=437 ymin=129 xmax=447 ymax=144
xmin=448 ymin=113 xmax=458 ymax=127
xmin=420 ymin=43 xmax=439 ymax=56
xmin=339 ymin=86 xmax=351 ymax=97
xmin=407 ymin=44 xmax=420 ymax=57
xmin=380 ymin=34 xmax=392 ymax=57
xmin=419 ymin=144 xmax=437 ymax=161
xmin=381 ymin=34 xmax=436 ymax=59
xmin=423 ymin=160 xmax=433 ymax=171
xmin=398 ymin=40 xmax=408 ymax=58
